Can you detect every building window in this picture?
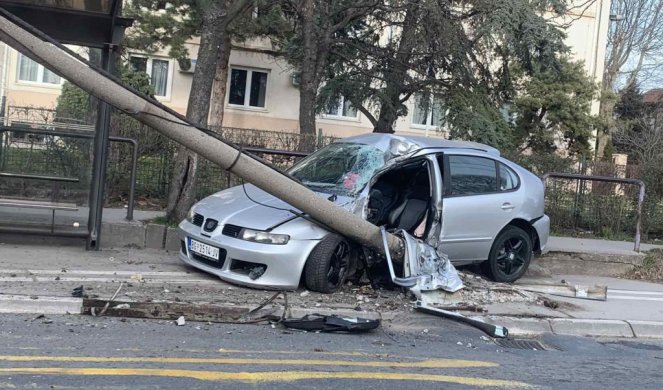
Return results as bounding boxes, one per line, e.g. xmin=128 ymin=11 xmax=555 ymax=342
xmin=129 ymin=55 xmax=172 ymax=98
xmin=324 ymin=95 xmax=357 ymax=118
xmin=412 ymin=93 xmax=445 ymax=127
xmin=228 ymin=67 xmax=268 ymax=108
xmin=17 ymin=54 xmax=61 ymax=85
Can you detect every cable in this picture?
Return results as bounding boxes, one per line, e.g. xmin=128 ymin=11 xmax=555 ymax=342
xmin=241 ymin=179 xmax=299 ymax=215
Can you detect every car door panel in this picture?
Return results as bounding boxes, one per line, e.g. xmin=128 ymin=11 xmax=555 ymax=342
xmin=438 ymin=153 xmax=521 ymax=262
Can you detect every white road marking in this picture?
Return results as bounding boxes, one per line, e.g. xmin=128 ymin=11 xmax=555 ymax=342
xmin=0 ymin=269 xmax=203 ymax=277
xmin=0 ymin=276 xmax=223 ymax=284
xmin=609 ymin=289 xmax=663 ymax=296
xmin=606 ymin=296 xmax=663 ymax=302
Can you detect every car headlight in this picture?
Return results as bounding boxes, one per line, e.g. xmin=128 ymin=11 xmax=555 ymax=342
xmin=185 ymin=208 xmax=195 ymax=223
xmin=239 ymin=228 xmax=290 ymax=245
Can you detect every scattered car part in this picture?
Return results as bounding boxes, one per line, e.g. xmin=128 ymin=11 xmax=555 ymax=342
xmin=517 ymin=282 xmax=607 ymax=301
xmin=380 ymin=227 xmax=419 ymax=288
xmin=415 ymin=301 xmax=508 ymax=338
xmin=399 ymin=230 xmax=464 ymax=293
xmin=282 ymin=314 xmax=380 ymax=333
xmin=71 ymin=285 xmax=86 ymax=298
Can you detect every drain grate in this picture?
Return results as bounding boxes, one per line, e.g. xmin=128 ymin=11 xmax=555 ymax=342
xmin=494 ymin=338 xmax=560 ymax=351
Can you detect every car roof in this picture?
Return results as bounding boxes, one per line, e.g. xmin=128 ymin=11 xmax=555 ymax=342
xmin=340 ymin=133 xmax=500 ymax=156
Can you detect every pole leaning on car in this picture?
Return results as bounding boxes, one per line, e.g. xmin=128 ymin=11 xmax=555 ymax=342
xmin=0 ymin=12 xmax=405 ymax=259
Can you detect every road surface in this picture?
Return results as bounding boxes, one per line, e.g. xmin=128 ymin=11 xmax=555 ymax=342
xmin=0 ymin=314 xmax=662 ymax=389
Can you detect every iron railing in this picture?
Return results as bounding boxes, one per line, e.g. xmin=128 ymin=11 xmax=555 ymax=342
xmin=542 ymin=172 xmax=646 ymax=252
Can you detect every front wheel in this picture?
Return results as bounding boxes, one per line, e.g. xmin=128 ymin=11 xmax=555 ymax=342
xmin=482 ymin=226 xmax=532 ymax=283
xmin=304 ymin=234 xmax=351 ymax=293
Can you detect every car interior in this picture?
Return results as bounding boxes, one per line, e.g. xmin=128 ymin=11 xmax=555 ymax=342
xmin=366 ymin=160 xmax=434 ymax=238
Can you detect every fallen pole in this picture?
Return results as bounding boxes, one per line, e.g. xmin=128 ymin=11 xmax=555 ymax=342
xmin=0 ymin=11 xmax=404 ymax=258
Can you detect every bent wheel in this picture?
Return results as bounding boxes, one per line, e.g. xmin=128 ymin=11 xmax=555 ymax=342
xmin=482 ymin=226 xmax=532 ymax=283
xmin=304 ymin=234 xmax=351 ymax=293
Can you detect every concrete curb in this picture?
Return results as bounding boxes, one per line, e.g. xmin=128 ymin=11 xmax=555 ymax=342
xmin=4 ymin=294 xmax=663 ymax=339
xmin=0 ymin=295 xmax=82 ymax=315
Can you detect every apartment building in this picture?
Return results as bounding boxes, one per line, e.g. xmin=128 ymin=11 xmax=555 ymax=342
xmin=0 ymin=0 xmax=612 ymax=139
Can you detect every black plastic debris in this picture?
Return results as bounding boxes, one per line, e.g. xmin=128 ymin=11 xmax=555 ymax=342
xmin=71 ymin=285 xmax=86 ymax=298
xmin=282 ymin=314 xmax=380 ymax=333
xmin=415 ymin=301 xmax=508 ymax=338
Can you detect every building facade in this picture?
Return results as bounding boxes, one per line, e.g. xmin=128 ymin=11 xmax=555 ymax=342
xmin=0 ymin=0 xmax=612 ymax=140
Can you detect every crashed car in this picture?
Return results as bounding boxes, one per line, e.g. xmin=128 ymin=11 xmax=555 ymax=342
xmin=178 ymin=133 xmax=549 ymax=293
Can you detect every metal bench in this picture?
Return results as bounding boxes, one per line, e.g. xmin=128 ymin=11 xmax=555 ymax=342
xmin=0 ymin=161 xmax=82 ymax=232
xmin=0 ymin=198 xmax=79 ymax=233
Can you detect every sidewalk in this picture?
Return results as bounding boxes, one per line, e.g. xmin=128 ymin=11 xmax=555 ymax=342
xmin=1 ymin=243 xmax=662 ymax=339
xmin=547 ymin=236 xmax=662 ymax=255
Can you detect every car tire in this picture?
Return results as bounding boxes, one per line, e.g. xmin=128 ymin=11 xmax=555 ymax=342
xmin=304 ymin=234 xmax=351 ymax=293
xmin=482 ymin=226 xmax=532 ymax=283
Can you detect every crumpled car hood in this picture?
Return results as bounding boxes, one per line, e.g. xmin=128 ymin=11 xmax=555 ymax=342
xmin=192 ymin=184 xmax=355 ymax=231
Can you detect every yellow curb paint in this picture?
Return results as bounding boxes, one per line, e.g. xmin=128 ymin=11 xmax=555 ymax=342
xmin=0 ymin=355 xmax=496 ymax=369
xmin=0 ymin=368 xmax=530 ymax=388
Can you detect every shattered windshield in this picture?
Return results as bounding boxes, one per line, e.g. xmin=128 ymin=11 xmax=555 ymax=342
xmin=289 ymin=142 xmax=387 ymax=196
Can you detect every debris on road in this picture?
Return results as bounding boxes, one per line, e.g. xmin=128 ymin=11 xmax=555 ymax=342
xmin=415 ymin=301 xmax=508 ymax=338
xmin=176 ymin=316 xmax=186 ymax=326
xmin=131 ymin=274 xmax=144 ymax=283
xmin=282 ymin=314 xmax=380 ymax=333
xmin=71 ymin=285 xmax=85 ymax=298
xmin=91 ymin=282 xmax=124 ymax=317
xmin=517 ymin=280 xmax=607 ymax=301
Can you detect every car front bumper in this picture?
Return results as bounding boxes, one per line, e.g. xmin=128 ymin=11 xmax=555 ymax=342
xmin=178 ymin=221 xmax=321 ymax=290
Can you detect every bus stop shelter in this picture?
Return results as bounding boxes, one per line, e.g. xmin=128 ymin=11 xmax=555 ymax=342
xmin=0 ymin=0 xmax=132 ymax=249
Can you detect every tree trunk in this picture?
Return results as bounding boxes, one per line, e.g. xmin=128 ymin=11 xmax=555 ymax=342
xmin=373 ymin=4 xmax=420 ymax=133
xmin=595 ymin=95 xmax=617 ymax=160
xmin=297 ymin=0 xmax=318 ymax=151
xmin=209 ymin=35 xmax=232 ymax=129
xmin=166 ymin=4 xmax=226 ymax=222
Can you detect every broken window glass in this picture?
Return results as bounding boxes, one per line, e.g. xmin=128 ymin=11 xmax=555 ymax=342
xmin=289 ymin=142 xmax=386 ymax=196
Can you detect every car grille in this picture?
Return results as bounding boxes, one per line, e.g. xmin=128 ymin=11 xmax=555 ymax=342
xmin=190 ymin=249 xmax=227 ymax=269
xmin=222 ymin=224 xmax=243 ymax=238
xmin=192 ymin=213 xmax=204 ymax=226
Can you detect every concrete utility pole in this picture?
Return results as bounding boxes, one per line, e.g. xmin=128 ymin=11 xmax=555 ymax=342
xmin=0 ymin=14 xmax=404 ymax=258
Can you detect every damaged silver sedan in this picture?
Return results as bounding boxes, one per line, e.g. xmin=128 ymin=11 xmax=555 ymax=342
xmin=178 ymin=133 xmax=549 ymax=293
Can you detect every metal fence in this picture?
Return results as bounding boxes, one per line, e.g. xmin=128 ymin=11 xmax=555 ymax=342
xmin=542 ymin=159 xmax=663 ymax=241
xmin=2 ymin=106 xmax=661 ymax=241
xmin=121 ymin=126 xmax=337 ymax=207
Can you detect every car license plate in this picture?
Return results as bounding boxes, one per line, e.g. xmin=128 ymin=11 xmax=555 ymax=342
xmin=189 ymin=239 xmax=220 ymax=260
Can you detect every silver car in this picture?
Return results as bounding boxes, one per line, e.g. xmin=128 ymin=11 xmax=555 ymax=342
xmin=178 ymin=133 xmax=549 ymax=293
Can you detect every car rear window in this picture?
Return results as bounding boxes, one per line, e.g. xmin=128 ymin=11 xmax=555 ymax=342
xmin=499 ymin=163 xmax=520 ymax=191
xmin=447 ymin=155 xmax=498 ymax=195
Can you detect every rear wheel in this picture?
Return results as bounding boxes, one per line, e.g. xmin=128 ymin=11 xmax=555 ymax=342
xmin=482 ymin=226 xmax=532 ymax=283
xmin=304 ymin=234 xmax=351 ymax=293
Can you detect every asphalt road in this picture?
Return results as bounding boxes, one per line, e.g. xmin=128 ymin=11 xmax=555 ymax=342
xmin=0 ymin=314 xmax=662 ymax=389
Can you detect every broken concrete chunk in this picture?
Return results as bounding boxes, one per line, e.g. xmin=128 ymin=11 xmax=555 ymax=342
xmin=176 ymin=316 xmax=186 ymax=326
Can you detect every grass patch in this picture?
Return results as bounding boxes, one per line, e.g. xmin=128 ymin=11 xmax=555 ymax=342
xmin=626 ymin=249 xmax=663 ymax=282
xmin=148 ymin=215 xmax=179 ymax=228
